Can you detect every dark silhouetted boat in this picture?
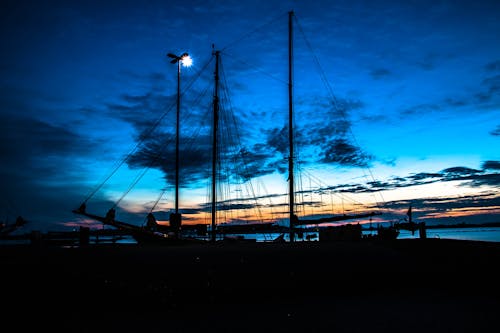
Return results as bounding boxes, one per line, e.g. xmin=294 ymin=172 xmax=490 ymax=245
xmin=0 ymin=216 xmax=27 ymax=238
xmin=72 ymin=11 xmax=386 ymax=244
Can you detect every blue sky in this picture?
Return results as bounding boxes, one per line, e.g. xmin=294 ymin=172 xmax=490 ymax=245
xmin=1 ymin=0 xmax=499 ymax=232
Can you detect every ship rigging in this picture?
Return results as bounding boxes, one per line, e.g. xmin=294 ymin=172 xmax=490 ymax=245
xmin=72 ymin=11 xmax=386 ymax=243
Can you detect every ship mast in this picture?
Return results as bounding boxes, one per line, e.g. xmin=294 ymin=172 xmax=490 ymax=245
xmin=212 ymin=49 xmax=220 ymax=242
xmin=166 ymin=52 xmax=191 ymax=237
xmin=288 ymin=10 xmax=295 ymax=242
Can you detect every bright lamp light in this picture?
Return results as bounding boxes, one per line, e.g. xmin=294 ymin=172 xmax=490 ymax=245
xmin=181 ymin=54 xmax=192 ymax=67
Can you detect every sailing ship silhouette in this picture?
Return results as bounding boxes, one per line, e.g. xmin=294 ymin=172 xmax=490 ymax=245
xmin=72 ymin=11 xmax=396 ymax=244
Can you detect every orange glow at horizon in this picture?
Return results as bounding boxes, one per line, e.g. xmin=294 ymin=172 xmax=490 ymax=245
xmin=81 ymin=175 xmax=500 ymax=228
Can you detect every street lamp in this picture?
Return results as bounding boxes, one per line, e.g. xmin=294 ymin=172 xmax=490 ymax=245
xmin=167 ymin=52 xmax=192 ymax=67
xmin=166 ymin=52 xmax=192 ymax=235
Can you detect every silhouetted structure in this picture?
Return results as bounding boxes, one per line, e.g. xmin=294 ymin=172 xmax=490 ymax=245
xmin=319 ymin=223 xmax=362 ymax=241
xmin=0 ymin=215 xmax=27 ymax=237
xmin=71 ymin=11 xmax=385 ymax=244
xmin=394 ymin=204 xmax=427 ymax=239
xmin=79 ymin=226 xmax=90 ymax=246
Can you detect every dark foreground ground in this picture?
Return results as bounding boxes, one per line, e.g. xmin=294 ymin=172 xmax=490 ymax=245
xmin=1 ymin=238 xmax=499 ymax=332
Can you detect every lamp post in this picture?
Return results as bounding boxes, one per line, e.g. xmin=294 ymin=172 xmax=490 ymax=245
xmin=167 ymin=52 xmax=192 ymax=235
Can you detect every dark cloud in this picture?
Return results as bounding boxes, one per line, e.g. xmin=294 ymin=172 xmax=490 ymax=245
xmin=319 ymin=138 xmax=373 ymax=167
xmin=398 ymin=89 xmax=496 ymax=120
xmin=401 ymin=103 xmax=441 ymax=116
xmin=290 ymin=100 xmax=355 ymax=160
xmin=358 ymin=114 xmax=389 ymax=124
xmin=319 ymin=162 xmax=500 ymax=194
xmin=105 ymin=70 xmax=204 ymax=140
xmin=482 ymin=74 xmax=500 ymax=93
xmin=294 ymin=96 xmax=372 ymax=168
xmin=102 ymin=67 xmax=223 ymax=189
xmin=1 ymin=116 xmax=82 ymax=161
xmin=119 ymin=71 xmax=168 ymax=88
xmin=429 ymin=193 xmax=500 ymax=210
xmin=440 ymin=165 xmax=499 ymax=188
xmin=305 ymin=119 xmax=352 ymax=145
xmin=443 ymin=98 xmax=467 ymax=108
xmin=412 ymin=166 xmax=499 ymax=189
xmin=475 ymin=74 xmax=500 ymax=103
xmin=0 ymin=113 xmax=101 ymax=230
xmin=398 ymin=67 xmax=500 ymax=119
xmin=442 ymin=166 xmax=481 ymax=176
xmin=466 ymin=173 xmax=500 ymax=187
xmin=370 ymin=68 xmax=391 ymax=79
xmin=485 ymin=60 xmax=500 ymax=72
xmin=200 ymin=201 xmax=261 ymax=213
xmin=122 ymin=95 xmax=393 ymax=215
xmin=483 ymin=161 xmax=500 ymax=170
xmin=106 ymin=93 xmax=176 ymax=139
xmin=408 ymin=172 xmax=442 ymax=181
xmin=366 ymin=180 xmax=391 ymax=189
xmin=297 ymin=96 xmax=364 ymax=121
xmin=334 ymin=172 xmax=437 ymax=193
xmin=333 ymin=98 xmax=365 ymax=113
xmin=415 ymin=53 xmax=442 ymax=71
xmin=122 ymin=81 xmax=287 ymax=187
xmin=490 ymin=125 xmax=500 ymax=136
xmin=233 ymin=145 xmax=280 ymax=179
xmin=126 ymin=132 xmax=212 ymax=188
xmin=264 ymin=126 xmax=289 ymax=155
xmin=371 ymin=192 xmax=500 ymax=225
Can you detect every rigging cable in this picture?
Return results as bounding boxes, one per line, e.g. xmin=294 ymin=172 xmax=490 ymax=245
xmin=299 ymin=167 xmax=368 ymax=208
xmin=221 ymin=51 xmax=288 ymax=85
xmin=81 ymin=55 xmax=214 ymax=206
xmin=217 ymin=57 xmax=267 ymax=223
xmin=293 ymin=14 xmax=386 ymax=211
xmin=149 ymin=82 xmax=213 ymax=215
xmin=221 ymin=12 xmax=287 ymax=52
xmin=116 ymin=61 xmax=215 ymax=210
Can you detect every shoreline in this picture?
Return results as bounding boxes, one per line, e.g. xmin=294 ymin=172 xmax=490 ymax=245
xmin=2 ymin=223 xmax=500 ymax=246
